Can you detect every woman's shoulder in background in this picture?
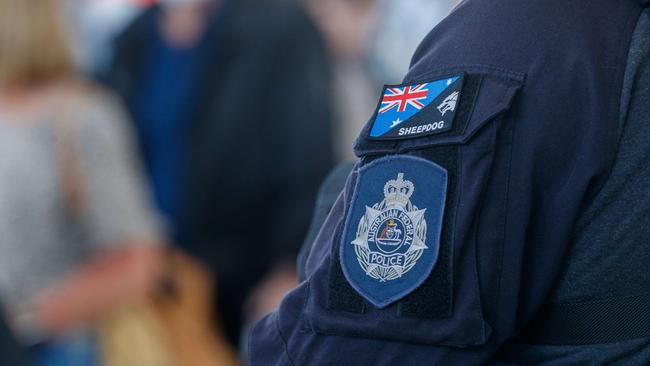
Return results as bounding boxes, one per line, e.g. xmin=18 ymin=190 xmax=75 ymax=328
xmin=56 ymin=78 xmax=133 ymax=142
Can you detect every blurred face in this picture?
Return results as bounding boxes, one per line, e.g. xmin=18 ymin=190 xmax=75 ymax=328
xmin=159 ymin=0 xmax=220 ymax=48
xmin=159 ymin=0 xmax=209 ymax=8
xmin=305 ymin=0 xmax=374 ymax=60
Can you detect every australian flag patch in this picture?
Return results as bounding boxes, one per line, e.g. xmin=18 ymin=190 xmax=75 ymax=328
xmin=367 ymin=74 xmax=464 ymax=140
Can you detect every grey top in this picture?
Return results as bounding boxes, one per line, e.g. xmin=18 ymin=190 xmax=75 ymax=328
xmin=0 ymin=89 xmax=161 ymax=323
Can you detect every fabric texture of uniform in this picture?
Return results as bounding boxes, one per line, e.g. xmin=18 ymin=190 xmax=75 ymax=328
xmin=496 ymin=8 xmax=650 ymax=365
xmin=250 ymin=0 xmax=649 ymax=365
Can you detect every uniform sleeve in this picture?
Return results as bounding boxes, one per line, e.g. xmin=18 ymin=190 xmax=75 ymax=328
xmin=493 ymin=10 xmax=650 ymax=364
xmin=76 ymin=92 xmax=164 ymax=249
xmin=249 ymin=1 xmax=645 ymax=363
xmin=297 ymin=162 xmax=355 ymax=281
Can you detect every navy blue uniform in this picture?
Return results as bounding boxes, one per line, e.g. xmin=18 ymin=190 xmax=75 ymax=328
xmin=249 ymin=0 xmax=650 ymax=364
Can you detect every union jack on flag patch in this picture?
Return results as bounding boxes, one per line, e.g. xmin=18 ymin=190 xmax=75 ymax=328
xmin=379 ymin=84 xmax=430 ymax=114
xmin=368 ymin=74 xmax=464 ymax=140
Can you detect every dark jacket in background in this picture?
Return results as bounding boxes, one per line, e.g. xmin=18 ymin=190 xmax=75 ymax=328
xmin=0 ymin=311 xmax=29 ymax=366
xmin=105 ymin=0 xmax=334 ymax=345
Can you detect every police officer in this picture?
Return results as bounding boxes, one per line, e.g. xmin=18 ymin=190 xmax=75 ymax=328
xmin=249 ymin=0 xmax=650 ymax=364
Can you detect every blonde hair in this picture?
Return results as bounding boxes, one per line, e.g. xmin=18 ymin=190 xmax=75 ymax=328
xmin=0 ymin=0 xmax=75 ymax=90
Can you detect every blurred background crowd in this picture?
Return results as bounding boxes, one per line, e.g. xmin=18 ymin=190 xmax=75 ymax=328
xmin=0 ymin=0 xmax=458 ymax=365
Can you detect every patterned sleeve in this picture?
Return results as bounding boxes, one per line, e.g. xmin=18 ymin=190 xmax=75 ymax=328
xmin=74 ymin=90 xmax=165 ymax=249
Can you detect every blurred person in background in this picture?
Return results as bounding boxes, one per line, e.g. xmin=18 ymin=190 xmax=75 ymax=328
xmin=304 ymin=0 xmax=458 ymax=160
xmin=105 ymin=0 xmax=334 ymax=348
xmin=0 ymin=0 xmax=164 ymax=365
xmin=65 ymin=0 xmax=151 ymax=75
xmin=303 ymin=0 xmax=377 ymax=161
xmin=365 ymin=0 xmax=459 ymax=83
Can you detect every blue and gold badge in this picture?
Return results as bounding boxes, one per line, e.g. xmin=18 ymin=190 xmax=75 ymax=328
xmin=340 ymin=156 xmax=447 ymax=308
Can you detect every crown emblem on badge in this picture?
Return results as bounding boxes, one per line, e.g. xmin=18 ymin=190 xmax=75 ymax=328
xmin=342 ymin=157 xmax=448 ymax=308
xmin=383 ymin=173 xmax=414 ymax=207
xmin=351 ymin=172 xmax=428 ymax=283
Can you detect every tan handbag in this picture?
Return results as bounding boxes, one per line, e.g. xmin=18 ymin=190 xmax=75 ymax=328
xmin=100 ymin=251 xmax=241 ymax=366
xmin=99 ymin=304 xmax=174 ymax=366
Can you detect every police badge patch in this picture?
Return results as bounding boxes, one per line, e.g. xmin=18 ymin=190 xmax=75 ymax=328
xmin=340 ymin=155 xmax=447 ymax=308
